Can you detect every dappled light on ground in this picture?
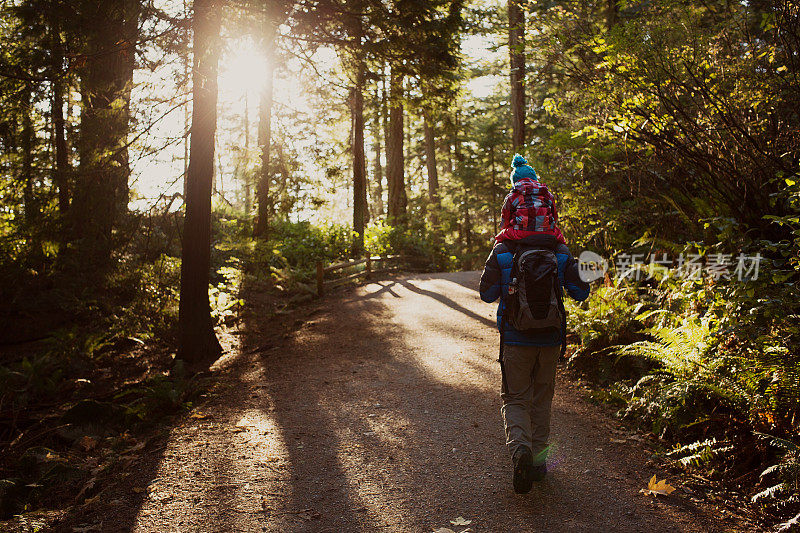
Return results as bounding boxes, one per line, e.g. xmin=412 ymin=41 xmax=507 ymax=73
xmin=128 ymin=272 xmax=740 ymax=532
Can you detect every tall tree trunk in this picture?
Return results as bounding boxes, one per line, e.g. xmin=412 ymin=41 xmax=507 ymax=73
xmin=117 ymin=8 xmax=137 ymax=212
xmin=351 ymin=64 xmax=367 ymax=255
xmin=489 ymin=143 xmax=499 ymax=233
xmin=387 ymin=66 xmax=407 ymax=222
xmin=183 ymin=65 xmax=190 ymax=199
xmin=371 ymin=86 xmax=384 ymax=218
xmin=183 ymin=0 xmax=191 ymax=200
xmin=22 ymin=87 xmax=37 ymax=227
xmin=439 ymin=114 xmax=452 ymax=179
xmin=50 ymin=0 xmax=69 ymax=215
xmin=606 ymin=0 xmax=619 ymax=30
xmin=253 ymin=26 xmax=276 ymax=238
xmin=423 ymin=110 xmax=439 ymax=228
xmin=218 ymin=141 xmax=229 ymax=203
xmin=381 ymin=68 xmax=391 ymax=215
xmin=463 ymin=200 xmax=472 ymax=250
xmin=452 ymin=109 xmax=462 ymax=176
xmin=447 ymin=111 xmax=456 ymax=177
xmin=177 ymin=0 xmax=222 ymax=371
xmin=509 ymin=0 xmax=525 ymax=151
xmin=243 ymin=94 xmax=251 ymax=216
xmin=453 ymin=109 xmax=471 ymax=256
xmin=72 ymin=0 xmax=139 ymax=261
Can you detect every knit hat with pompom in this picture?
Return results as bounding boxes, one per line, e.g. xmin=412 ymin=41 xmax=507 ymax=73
xmin=510 ymin=154 xmax=539 ymax=183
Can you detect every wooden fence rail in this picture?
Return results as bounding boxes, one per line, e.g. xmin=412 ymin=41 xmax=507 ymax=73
xmin=315 ymin=255 xmax=423 ymax=296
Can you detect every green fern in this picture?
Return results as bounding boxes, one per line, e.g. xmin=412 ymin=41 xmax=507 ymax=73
xmin=776 ymin=511 xmax=800 ymax=533
xmin=612 ymin=312 xmax=761 ymax=438
xmin=668 ymin=438 xmax=734 ymax=468
xmin=752 ymin=433 xmax=800 ymax=523
xmin=753 ymin=482 xmax=789 ymax=504
xmin=567 ymin=285 xmax=644 ymax=351
xmin=616 ymin=315 xmax=712 ymax=376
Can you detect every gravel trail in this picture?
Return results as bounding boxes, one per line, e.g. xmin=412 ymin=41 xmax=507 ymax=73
xmin=123 ymin=271 xmax=749 ymax=532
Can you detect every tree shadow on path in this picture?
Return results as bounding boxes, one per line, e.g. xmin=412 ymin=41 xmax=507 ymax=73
xmin=394 ymin=277 xmax=496 ymax=328
xmin=222 ymin=272 xmax=732 ymax=532
xmin=114 ymin=271 xmax=741 ymax=532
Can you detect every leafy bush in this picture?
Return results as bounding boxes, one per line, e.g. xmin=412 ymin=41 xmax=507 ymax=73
xmin=269 ymin=219 xmax=352 ymax=269
xmin=0 ymin=354 xmax=64 ymax=414
xmin=565 ymin=285 xmax=654 ymax=383
xmin=116 ymin=366 xmax=204 ymax=422
xmin=365 ymin=220 xmax=456 ymax=271
xmin=613 ymin=310 xmax=754 ymax=438
xmin=210 ymin=263 xmax=243 ymax=323
xmin=109 ymin=254 xmax=181 ymax=340
xmin=668 ymin=438 xmax=734 ymax=469
xmin=364 ymin=220 xmax=396 ymax=257
xmin=566 ymin=237 xmax=800 ymax=522
xmin=568 ymin=285 xmax=645 ymax=354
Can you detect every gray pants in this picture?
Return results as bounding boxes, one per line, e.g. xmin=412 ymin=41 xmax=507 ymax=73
xmin=500 ymin=344 xmax=561 ymax=463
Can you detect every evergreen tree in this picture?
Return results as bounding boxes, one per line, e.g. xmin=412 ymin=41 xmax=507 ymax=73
xmin=177 ymin=0 xmax=223 ymax=371
xmin=71 ymin=0 xmax=142 ymax=263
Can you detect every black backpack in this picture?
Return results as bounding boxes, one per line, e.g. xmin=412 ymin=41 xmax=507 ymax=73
xmin=497 ymin=245 xmax=566 ymax=394
xmin=505 ymin=247 xmax=563 ymax=333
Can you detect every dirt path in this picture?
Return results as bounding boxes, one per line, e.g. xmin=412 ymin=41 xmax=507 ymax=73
xmin=112 ymin=272 xmax=749 ymax=532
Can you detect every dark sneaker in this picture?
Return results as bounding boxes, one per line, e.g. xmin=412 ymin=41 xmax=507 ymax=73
xmin=530 ymin=462 xmax=547 ymax=482
xmin=512 ymin=447 xmax=534 ymax=494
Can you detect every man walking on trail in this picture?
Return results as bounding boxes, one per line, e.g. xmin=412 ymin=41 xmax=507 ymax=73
xmin=479 ymin=233 xmax=590 ymax=493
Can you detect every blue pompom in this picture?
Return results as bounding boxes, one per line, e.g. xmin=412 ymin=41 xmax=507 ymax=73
xmin=509 ymin=154 xmax=539 ymax=183
xmin=512 ymin=154 xmax=528 ymax=168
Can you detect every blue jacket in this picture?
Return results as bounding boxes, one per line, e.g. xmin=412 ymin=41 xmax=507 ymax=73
xmin=479 ymin=236 xmax=590 ymax=346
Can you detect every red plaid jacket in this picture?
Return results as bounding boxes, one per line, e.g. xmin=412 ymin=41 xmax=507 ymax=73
xmin=495 ymin=177 xmax=566 ymax=244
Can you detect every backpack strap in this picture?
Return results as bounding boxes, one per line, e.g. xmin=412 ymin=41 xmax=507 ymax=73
xmin=555 ymin=270 xmax=568 ymax=359
xmin=498 ymin=285 xmax=509 ymax=395
xmin=498 ymin=248 xmax=517 ymax=395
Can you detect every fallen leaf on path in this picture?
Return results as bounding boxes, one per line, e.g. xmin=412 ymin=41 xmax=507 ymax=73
xmin=640 ymin=475 xmax=676 ymax=497
xmin=432 ymin=529 xmax=456 ymax=533
xmin=153 ymin=492 xmax=173 ymax=503
xmin=450 ymin=516 xmax=472 ymax=526
xmin=609 ymin=438 xmax=626 ymax=444
xmin=190 ymin=411 xmax=212 ymax=420
xmin=45 ymin=451 xmax=66 ymax=462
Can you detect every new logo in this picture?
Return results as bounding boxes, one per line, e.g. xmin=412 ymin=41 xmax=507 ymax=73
xmin=578 ymin=250 xmax=608 ymax=282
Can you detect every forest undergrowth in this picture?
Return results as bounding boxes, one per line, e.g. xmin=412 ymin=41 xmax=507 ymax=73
xmin=565 ymin=235 xmax=800 ymax=530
